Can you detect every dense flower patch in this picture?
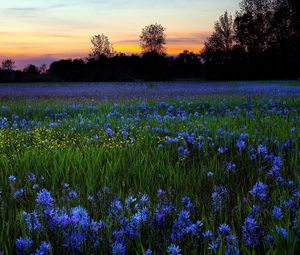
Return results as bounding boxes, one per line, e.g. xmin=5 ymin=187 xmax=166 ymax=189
xmin=0 ymin=97 xmax=299 ymax=254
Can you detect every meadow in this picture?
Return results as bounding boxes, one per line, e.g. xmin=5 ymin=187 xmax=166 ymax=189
xmin=0 ymin=81 xmax=299 ymax=254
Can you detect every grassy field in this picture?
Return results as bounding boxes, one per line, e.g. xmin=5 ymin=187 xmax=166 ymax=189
xmin=0 ymin=82 xmax=299 ymax=254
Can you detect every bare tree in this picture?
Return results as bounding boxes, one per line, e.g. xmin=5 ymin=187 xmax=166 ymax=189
xmin=140 ymin=23 xmax=166 ymax=55
xmin=1 ymin=59 xmax=16 ymax=71
xmin=89 ymin=34 xmax=114 ymax=60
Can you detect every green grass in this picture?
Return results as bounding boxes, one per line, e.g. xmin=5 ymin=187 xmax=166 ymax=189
xmin=0 ymin=96 xmax=299 ymax=254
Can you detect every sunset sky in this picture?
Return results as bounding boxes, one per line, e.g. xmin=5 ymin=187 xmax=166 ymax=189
xmin=0 ymin=0 xmax=239 ymax=68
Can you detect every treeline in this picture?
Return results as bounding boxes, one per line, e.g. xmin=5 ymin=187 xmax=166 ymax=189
xmin=203 ymin=0 xmax=300 ymax=80
xmin=0 ymin=0 xmax=299 ymax=82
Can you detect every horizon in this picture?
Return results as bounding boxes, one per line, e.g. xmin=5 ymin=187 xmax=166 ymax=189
xmin=0 ymin=0 xmax=239 ymax=69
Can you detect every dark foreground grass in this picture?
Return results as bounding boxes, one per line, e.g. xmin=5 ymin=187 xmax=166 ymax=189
xmin=0 ymin=96 xmax=299 ymax=254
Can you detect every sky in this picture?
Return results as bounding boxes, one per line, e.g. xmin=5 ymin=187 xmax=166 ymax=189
xmin=0 ymin=0 xmax=239 ymax=69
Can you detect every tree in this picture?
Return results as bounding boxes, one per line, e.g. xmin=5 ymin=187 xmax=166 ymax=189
xmin=140 ymin=23 xmax=166 ymax=55
xmin=204 ymin=11 xmax=234 ymax=59
xmin=23 ymin=64 xmax=40 ymax=74
xmin=89 ymin=34 xmax=114 ymax=60
xmin=1 ymin=59 xmax=16 ymax=71
xmin=234 ymin=0 xmax=275 ymax=54
xmin=39 ymin=64 xmax=48 ymax=74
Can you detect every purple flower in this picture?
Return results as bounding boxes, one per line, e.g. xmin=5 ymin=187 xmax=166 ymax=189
xmin=203 ymin=230 xmax=213 ymax=241
xmin=219 ymin=224 xmax=231 ymax=236
xmin=23 ymin=211 xmax=41 ymax=232
xmin=27 ymin=173 xmax=36 ymax=182
xmin=225 ymin=162 xmax=236 ymax=172
xmin=250 ymin=182 xmax=268 ymax=201
xmin=69 ymin=190 xmax=77 ymax=200
xmin=36 ymin=189 xmax=54 ymax=208
xmin=207 ymin=171 xmax=214 ymax=177
xmin=112 ymin=241 xmax=126 ymax=255
xmin=178 ymin=146 xmax=189 ymax=158
xmin=16 ymin=237 xmax=32 ymax=254
xmin=144 ymin=249 xmax=152 ymax=255
xmin=167 ymin=244 xmax=181 ymax=255
xmin=182 ymin=196 xmax=194 ymax=212
xmin=276 ymin=226 xmax=287 ymax=239
xmin=218 ymin=146 xmax=228 ymax=154
xmin=14 ymin=188 xmax=26 ymax=200
xmin=272 ymin=206 xmax=283 ymax=221
xmin=212 ymin=185 xmax=228 ymax=213
xmin=9 ymin=175 xmax=16 ymax=184
xmin=257 ymin=144 xmax=268 ymax=155
xmin=34 ymin=242 xmax=50 ymax=255
xmin=106 ymin=128 xmax=114 ymax=137
xmin=242 ymin=216 xmax=259 ymax=248
xmin=236 ymin=139 xmax=246 ymax=152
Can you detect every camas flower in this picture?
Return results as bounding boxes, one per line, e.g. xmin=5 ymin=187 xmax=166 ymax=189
xmin=9 ymin=175 xmax=16 ymax=184
xmin=112 ymin=241 xmax=126 ymax=255
xmin=236 ymin=139 xmax=246 ymax=152
xmin=106 ymin=128 xmax=114 ymax=137
xmin=257 ymin=144 xmax=268 ymax=155
xmin=250 ymin=182 xmax=268 ymax=201
xmin=16 ymin=237 xmax=32 ymax=254
xmin=272 ymin=206 xmax=283 ymax=221
xmin=275 ymin=226 xmax=287 ymax=239
xmin=34 ymin=241 xmax=50 ymax=255
xmin=242 ymin=216 xmax=260 ymax=248
xmin=177 ymin=146 xmax=189 ymax=158
xmin=219 ymin=224 xmax=231 ymax=236
xmin=167 ymin=244 xmax=182 ymax=255
xmin=36 ymin=189 xmax=54 ymax=208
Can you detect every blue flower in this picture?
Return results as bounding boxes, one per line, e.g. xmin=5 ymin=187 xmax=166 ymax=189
xmin=182 ymin=196 xmax=194 ymax=212
xmin=36 ymin=189 xmax=54 ymax=208
xmin=212 ymin=185 xmax=228 ymax=213
xmin=225 ymin=162 xmax=236 ymax=172
xmin=63 ymin=232 xmax=85 ymax=253
xmin=16 ymin=237 xmax=32 ymax=254
xmin=27 ymin=173 xmax=36 ymax=182
xmin=257 ymin=144 xmax=268 ymax=155
xmin=171 ymin=210 xmax=191 ymax=241
xmin=106 ymin=128 xmax=114 ymax=137
xmin=144 ymin=249 xmax=152 ymax=255
xmin=71 ymin=206 xmax=90 ymax=231
xmin=203 ymin=230 xmax=213 ymax=241
xmin=14 ymin=188 xmax=26 ymax=200
xmin=178 ymin=146 xmax=189 ymax=158
xmin=250 ymin=182 xmax=268 ymax=201
xmin=265 ymin=234 xmax=274 ymax=246
xmin=207 ymin=171 xmax=214 ymax=178
xmin=236 ymin=139 xmax=246 ymax=152
xmin=9 ymin=175 xmax=16 ymax=184
xmin=23 ymin=211 xmax=41 ymax=232
xmin=167 ymin=244 xmax=181 ymax=255
xmin=218 ymin=146 xmax=228 ymax=154
xmin=219 ymin=224 xmax=231 ymax=236
xmin=34 ymin=242 xmax=50 ymax=255
xmin=112 ymin=241 xmax=126 ymax=255
xmin=272 ymin=206 xmax=283 ymax=221
xmin=69 ymin=190 xmax=77 ymax=200
xmin=242 ymin=216 xmax=259 ymax=248
xmin=275 ymin=226 xmax=287 ymax=239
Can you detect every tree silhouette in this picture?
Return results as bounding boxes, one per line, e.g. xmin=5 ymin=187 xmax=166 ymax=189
xmin=234 ymin=0 xmax=274 ymax=54
xmin=23 ymin=64 xmax=40 ymax=74
xmin=140 ymin=23 xmax=166 ymax=55
xmin=89 ymin=34 xmax=114 ymax=60
xmin=204 ymin=11 xmax=234 ymax=61
xmin=1 ymin=59 xmax=16 ymax=71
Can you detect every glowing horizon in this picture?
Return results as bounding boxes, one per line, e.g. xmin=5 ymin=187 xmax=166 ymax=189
xmin=0 ymin=0 xmax=239 ymax=69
